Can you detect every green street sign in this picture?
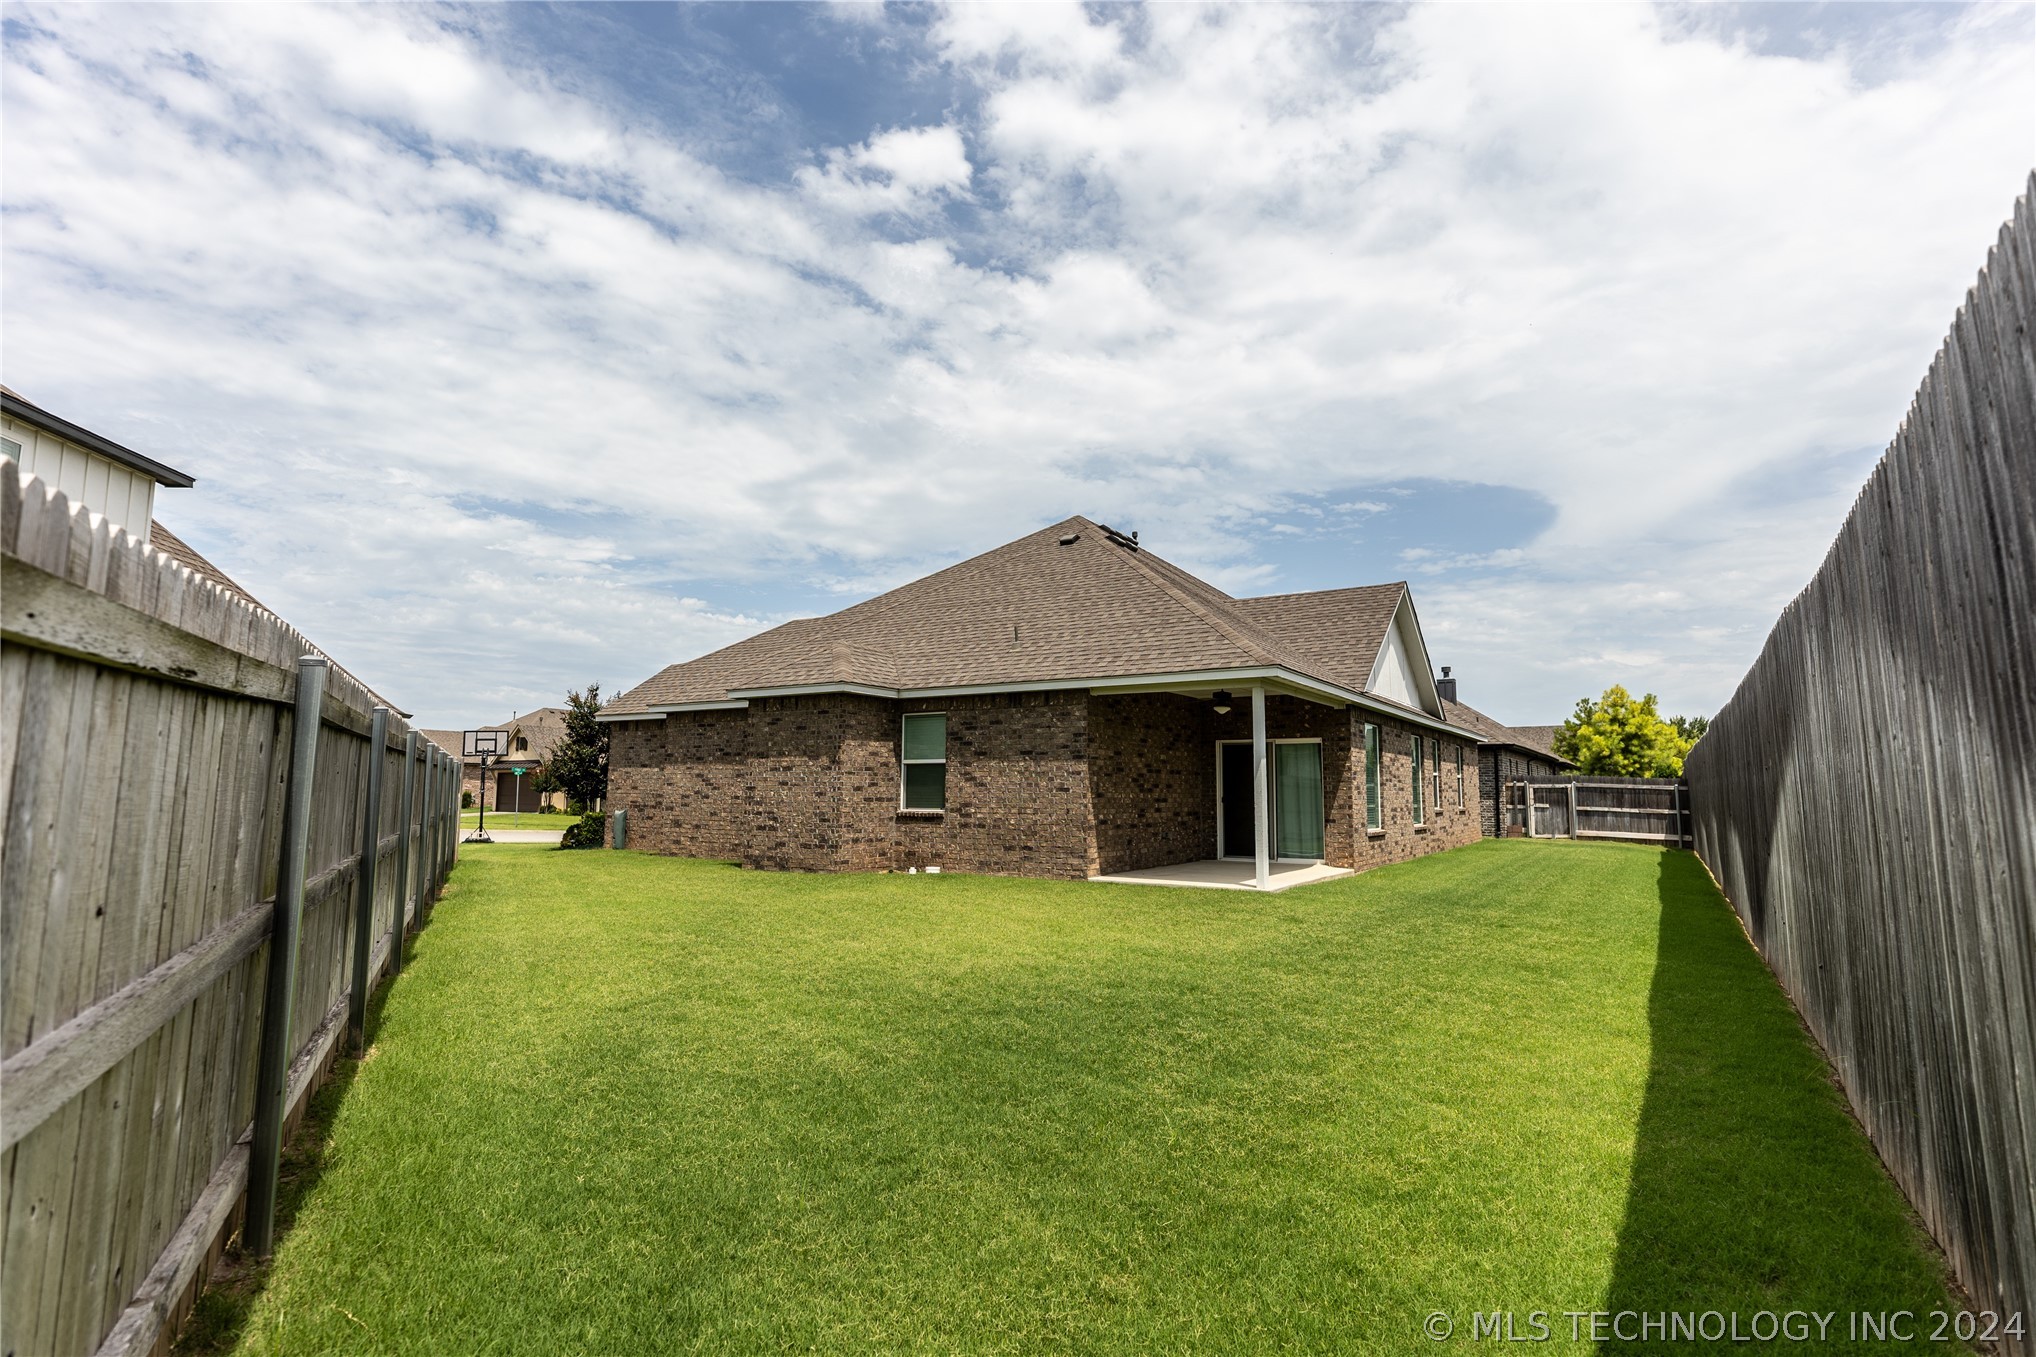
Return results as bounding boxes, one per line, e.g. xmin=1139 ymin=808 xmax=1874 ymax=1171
xmin=511 ymin=767 xmax=528 ymax=777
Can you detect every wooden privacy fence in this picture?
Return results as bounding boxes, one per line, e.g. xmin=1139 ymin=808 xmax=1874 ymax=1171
xmin=1500 ymin=775 xmax=1691 ymax=846
xmin=0 ymin=460 xmax=462 ymax=1357
xmin=1685 ymin=174 xmax=2036 ymax=1350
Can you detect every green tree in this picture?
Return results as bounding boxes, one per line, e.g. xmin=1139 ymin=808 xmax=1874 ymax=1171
xmin=1669 ymin=713 xmax=1710 ymax=745
xmin=1554 ymin=685 xmax=1694 ymax=777
xmin=546 ymin=683 xmax=610 ymax=810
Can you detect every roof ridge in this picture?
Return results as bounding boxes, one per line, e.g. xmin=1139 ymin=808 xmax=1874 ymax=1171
xmin=1241 ymin=581 xmax=1407 ymax=604
xmin=1110 ymin=546 xmax=1286 ymax=667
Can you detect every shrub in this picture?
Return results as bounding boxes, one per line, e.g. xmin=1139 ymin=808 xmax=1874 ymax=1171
xmin=461 ymin=790 xmax=475 ymax=809
xmin=538 ymin=804 xmax=558 ymax=815
xmin=560 ymin=812 xmax=608 ymax=851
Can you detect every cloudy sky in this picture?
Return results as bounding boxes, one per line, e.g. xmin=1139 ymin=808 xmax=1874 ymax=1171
xmin=3 ymin=2 xmax=2030 ymax=730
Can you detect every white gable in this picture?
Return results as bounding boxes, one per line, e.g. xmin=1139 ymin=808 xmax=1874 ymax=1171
xmin=1371 ymin=618 xmax=1425 ymax=708
xmin=1366 ymin=593 xmax=1443 ymax=716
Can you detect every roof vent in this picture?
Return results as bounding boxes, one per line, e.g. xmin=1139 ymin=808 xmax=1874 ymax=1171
xmin=1059 ymin=532 xmax=1080 ymax=545
xmin=1098 ymin=523 xmax=1140 ymax=551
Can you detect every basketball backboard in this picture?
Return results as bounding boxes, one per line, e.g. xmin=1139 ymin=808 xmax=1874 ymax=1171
xmin=462 ymin=729 xmax=507 ymax=759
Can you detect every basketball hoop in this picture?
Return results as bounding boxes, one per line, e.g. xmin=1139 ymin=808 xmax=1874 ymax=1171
xmin=462 ymin=729 xmax=507 ymax=842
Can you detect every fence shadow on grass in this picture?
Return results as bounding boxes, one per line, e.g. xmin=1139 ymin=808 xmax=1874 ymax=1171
xmin=1599 ymin=851 xmax=1963 ymax=1352
xmin=171 ymin=959 xmax=407 ymax=1356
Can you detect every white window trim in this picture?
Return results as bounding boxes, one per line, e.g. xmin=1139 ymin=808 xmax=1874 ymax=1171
xmin=1412 ymin=734 xmax=1426 ymax=826
xmin=1215 ymin=737 xmax=1326 ymax=863
xmin=1455 ymin=744 xmax=1465 ymax=809
xmin=1363 ymin=723 xmax=1383 ymax=833
xmin=900 ymin=711 xmax=948 ymax=811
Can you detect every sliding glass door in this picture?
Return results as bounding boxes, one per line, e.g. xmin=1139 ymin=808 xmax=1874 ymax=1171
xmin=1274 ymin=742 xmax=1324 ymax=859
xmin=1217 ymin=740 xmax=1325 ymax=861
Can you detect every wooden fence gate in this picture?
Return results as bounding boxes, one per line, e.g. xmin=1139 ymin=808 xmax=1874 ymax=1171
xmin=1502 ymin=775 xmax=1691 ymax=847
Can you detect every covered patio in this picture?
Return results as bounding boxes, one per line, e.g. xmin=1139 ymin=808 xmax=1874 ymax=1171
xmin=1089 ymin=857 xmax=1353 ymax=893
xmin=1089 ymin=679 xmax=1349 ymax=890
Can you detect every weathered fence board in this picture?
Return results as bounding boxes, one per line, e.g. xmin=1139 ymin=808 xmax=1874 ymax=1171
xmin=0 ymin=458 xmax=462 ymax=1357
xmin=1686 ymin=173 xmax=2036 ymax=1351
xmin=1501 ymin=774 xmax=1691 ymax=846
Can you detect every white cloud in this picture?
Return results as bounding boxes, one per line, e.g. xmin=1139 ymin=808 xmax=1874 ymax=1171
xmin=799 ymin=123 xmax=972 ymax=215
xmin=1 ymin=1 xmax=2029 ymax=726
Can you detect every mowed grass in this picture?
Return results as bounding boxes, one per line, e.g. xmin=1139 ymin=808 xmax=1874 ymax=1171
xmin=459 ymin=810 xmax=577 ymax=832
xmin=195 ymin=841 xmax=1962 ymax=1354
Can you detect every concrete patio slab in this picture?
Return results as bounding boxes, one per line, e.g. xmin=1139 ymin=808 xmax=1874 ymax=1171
xmin=1089 ymin=859 xmax=1353 ymax=892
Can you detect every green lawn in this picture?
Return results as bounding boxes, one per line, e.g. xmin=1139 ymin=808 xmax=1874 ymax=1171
xmin=458 ymin=809 xmax=577 ymax=832
xmin=186 ymin=841 xmax=1964 ymax=1354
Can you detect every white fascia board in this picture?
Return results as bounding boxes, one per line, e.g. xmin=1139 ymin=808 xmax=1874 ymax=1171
xmin=727 ymin=667 xmax=1480 ymax=737
xmin=596 ymin=698 xmax=753 ymax=723
xmin=722 ymin=683 xmax=896 ymax=700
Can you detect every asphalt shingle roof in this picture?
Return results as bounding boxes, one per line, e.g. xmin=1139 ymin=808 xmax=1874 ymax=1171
xmin=1442 ymin=699 xmax=1574 ymax=765
xmin=611 ymin=517 xmax=1430 ymax=718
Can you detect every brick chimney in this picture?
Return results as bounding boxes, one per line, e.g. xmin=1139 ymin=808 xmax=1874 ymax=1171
xmin=1436 ymin=665 xmax=1457 ymax=703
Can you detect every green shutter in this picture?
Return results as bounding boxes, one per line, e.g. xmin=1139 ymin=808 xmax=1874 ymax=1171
xmin=901 ymin=713 xmax=946 ymax=762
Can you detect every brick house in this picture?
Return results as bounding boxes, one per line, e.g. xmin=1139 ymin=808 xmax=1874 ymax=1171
xmin=422 ymin=708 xmax=572 ymax=811
xmin=1438 ymin=681 xmax=1575 ymax=838
xmin=602 ymin=517 xmax=1489 ymax=887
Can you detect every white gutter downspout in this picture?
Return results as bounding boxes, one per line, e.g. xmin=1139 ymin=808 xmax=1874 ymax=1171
xmin=1251 ymin=685 xmax=1270 ymax=890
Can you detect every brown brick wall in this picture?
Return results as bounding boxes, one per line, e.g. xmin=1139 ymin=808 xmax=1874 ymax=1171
xmin=1344 ymin=712 xmax=1483 ymax=869
xmin=1090 ymin=694 xmax=1216 ymax=874
xmin=1477 ymin=746 xmax=1558 ymax=837
xmin=607 ymin=707 xmax=754 ymax=861
xmin=871 ymin=692 xmax=1096 ymax=878
xmin=608 ymin=688 xmax=1481 ymax=879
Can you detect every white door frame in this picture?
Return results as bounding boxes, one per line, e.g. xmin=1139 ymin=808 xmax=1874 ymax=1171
xmin=1216 ymin=737 xmax=1326 ymax=863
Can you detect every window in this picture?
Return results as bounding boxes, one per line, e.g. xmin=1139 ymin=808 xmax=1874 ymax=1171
xmin=1433 ymin=739 xmax=1443 ymax=813
xmin=516 ymin=736 xmax=528 ymax=752
xmin=901 ymin=712 xmax=947 ymax=810
xmin=1411 ymin=734 xmax=1425 ymax=825
xmin=0 ymin=437 xmax=19 ymax=461
xmin=1364 ymin=723 xmax=1382 ymax=831
xmin=1455 ymin=744 xmax=1465 ymax=808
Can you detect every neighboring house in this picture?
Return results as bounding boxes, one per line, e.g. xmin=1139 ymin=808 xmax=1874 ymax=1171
xmin=3 ymin=384 xmax=194 ymax=537
xmin=1437 ymin=672 xmax=1575 ymax=838
xmin=436 ymin=708 xmax=571 ymax=810
xmin=3 ymin=385 xmax=433 ymax=745
xmin=603 ymin=516 xmax=1488 ymax=885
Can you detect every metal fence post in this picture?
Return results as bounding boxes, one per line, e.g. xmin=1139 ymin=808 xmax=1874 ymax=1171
xmin=348 ymin=707 xmax=390 ymax=1054
xmin=248 ymin=655 xmax=327 ymax=1257
xmin=416 ymin=747 xmax=433 ymax=918
xmin=437 ymin=749 xmax=450 ymax=886
xmin=392 ymin=730 xmax=417 ymax=976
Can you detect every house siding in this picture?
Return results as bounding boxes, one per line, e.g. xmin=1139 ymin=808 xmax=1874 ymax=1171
xmin=609 ymin=690 xmax=1480 ymax=878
